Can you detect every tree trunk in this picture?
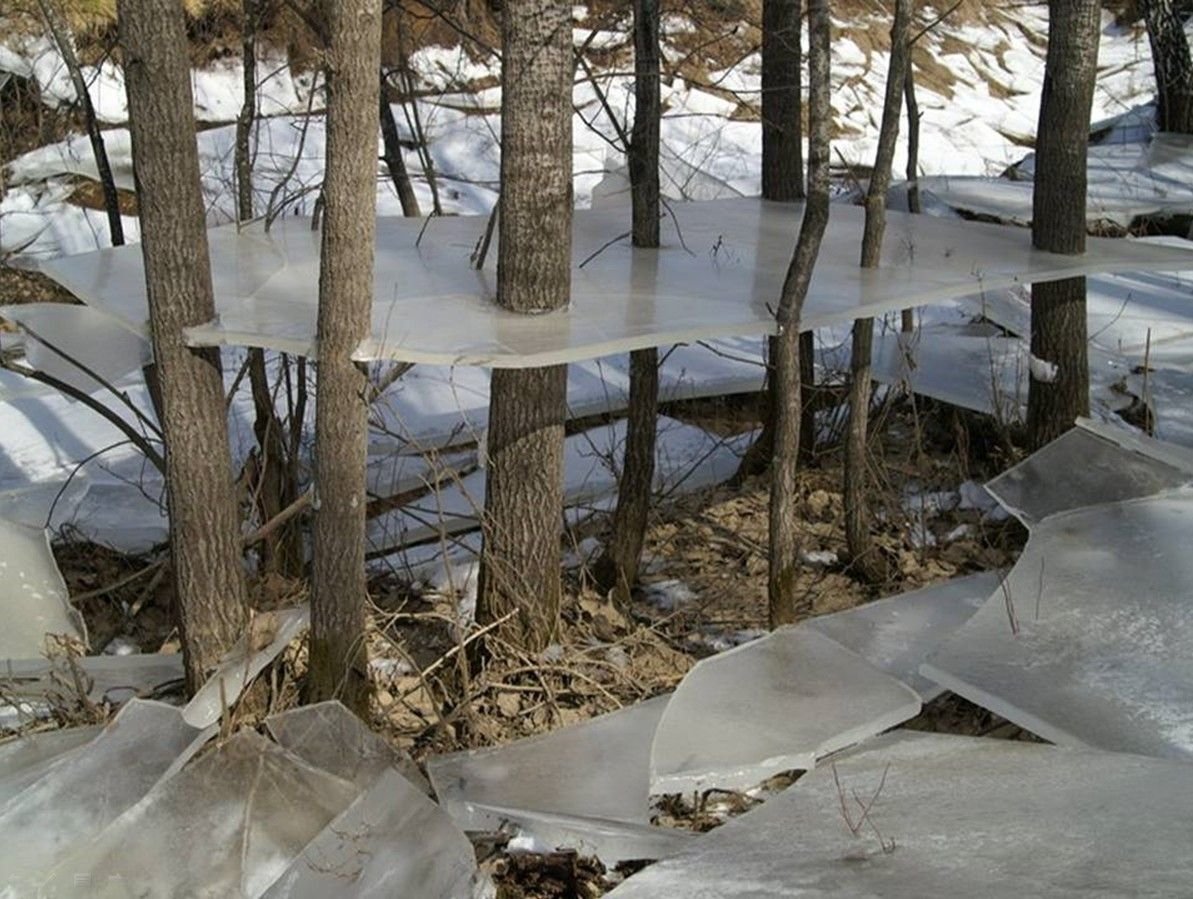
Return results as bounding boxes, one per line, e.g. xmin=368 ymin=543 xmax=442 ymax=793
xmin=40 ymin=0 xmax=124 ymax=247
xmin=844 ymin=0 xmax=912 ymax=584
xmin=1027 ymin=0 xmax=1100 ymax=448
xmin=235 ymin=0 xmax=257 ymax=222
xmin=119 ymin=0 xmax=247 ymax=693
xmin=379 ymin=68 xmax=421 ymax=217
xmin=737 ymin=0 xmax=806 ymax=481
xmin=594 ymin=0 xmax=660 ymax=605
xmin=1142 ymin=0 xmax=1193 ymax=133
xmin=306 ymin=0 xmax=382 ymax=710
xmin=477 ymin=0 xmax=573 ymax=652
xmin=902 ymin=49 xmax=920 ymax=333
xmin=769 ymin=0 xmax=831 ymax=627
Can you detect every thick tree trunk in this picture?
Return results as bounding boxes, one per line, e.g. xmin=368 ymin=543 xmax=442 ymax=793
xmin=844 ymin=0 xmax=912 ymax=584
xmin=306 ymin=0 xmax=382 ymax=710
xmin=737 ymin=0 xmax=807 ymax=481
xmin=1027 ymin=0 xmax=1100 ymax=448
xmin=119 ymin=0 xmax=247 ymax=693
xmin=379 ymin=68 xmax=421 ymax=217
xmin=40 ymin=0 xmax=124 ymax=246
xmin=594 ymin=0 xmax=660 ymax=604
xmin=769 ymin=0 xmax=831 ymax=627
xmin=1142 ymin=0 xmax=1193 ymax=133
xmin=477 ymin=0 xmax=573 ymax=651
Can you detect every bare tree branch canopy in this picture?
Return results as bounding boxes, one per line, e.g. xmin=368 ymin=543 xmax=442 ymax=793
xmin=118 ymin=0 xmax=248 ymax=692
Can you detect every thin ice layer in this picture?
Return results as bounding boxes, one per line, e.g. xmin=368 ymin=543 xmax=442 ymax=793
xmin=266 ymin=701 xmax=429 ymax=794
xmin=261 ymin=770 xmax=484 ymax=899
xmin=428 ymin=695 xmax=693 ymax=863
xmin=610 ymin=731 xmax=1193 ymax=898
xmin=183 ymin=605 xmax=309 ymax=729
xmin=0 ymin=699 xmax=212 ymax=878
xmin=806 ymin=571 xmax=1003 ymax=700
xmin=1 ymin=653 xmax=183 ymax=705
xmin=650 ymin=629 xmax=922 ymax=793
xmin=42 ymin=730 xmax=359 ymax=899
xmin=0 ymin=724 xmax=102 ymax=805
xmin=986 ymin=418 xmax=1193 ymax=524
xmin=34 ymin=198 xmax=1193 ymax=368
xmin=922 ymin=488 xmax=1193 ymax=759
xmin=0 ymin=517 xmax=84 ymax=660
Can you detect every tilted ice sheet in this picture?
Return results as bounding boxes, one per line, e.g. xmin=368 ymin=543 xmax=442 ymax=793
xmin=922 ymin=489 xmax=1193 ymax=759
xmin=610 ymin=731 xmax=1193 ymax=898
xmin=0 ymin=517 xmax=84 ymax=659
xmin=261 ymin=769 xmax=486 ymax=899
xmin=33 ymin=198 xmax=1193 ymax=368
xmin=266 ymin=701 xmax=429 ymax=795
xmin=428 ymin=695 xmax=693 ymax=863
xmin=649 ymin=628 xmax=922 ymax=794
xmin=986 ymin=419 xmax=1193 ymax=525
xmin=183 ymin=605 xmax=309 ymax=729
xmin=806 ymin=571 xmax=1004 ymax=700
xmin=0 ymin=699 xmax=213 ymax=880
xmin=42 ymin=730 xmax=358 ymax=899
xmin=0 ymin=723 xmax=101 ymax=805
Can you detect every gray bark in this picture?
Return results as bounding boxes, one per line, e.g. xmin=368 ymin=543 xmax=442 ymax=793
xmin=1142 ymin=0 xmax=1193 ymax=133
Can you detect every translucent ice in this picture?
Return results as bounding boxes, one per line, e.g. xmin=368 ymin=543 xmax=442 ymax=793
xmin=650 ymin=628 xmax=922 ymax=793
xmin=0 ymin=517 xmax=84 ymax=659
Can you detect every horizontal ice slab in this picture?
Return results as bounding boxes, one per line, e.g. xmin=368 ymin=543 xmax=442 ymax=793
xmin=922 ymin=489 xmax=1193 ymax=759
xmin=610 ymin=731 xmax=1193 ymax=898
xmin=43 ymin=730 xmax=359 ymax=899
xmin=650 ymin=628 xmax=922 ymax=793
xmin=1 ymin=653 xmax=183 ymax=705
xmin=0 ymin=699 xmax=212 ymax=878
xmin=0 ymin=517 xmax=84 ymax=660
xmin=986 ymin=418 xmax=1193 ymax=524
xmin=806 ymin=571 xmax=1004 ymax=700
xmin=34 ymin=198 xmax=1193 ymax=367
xmin=428 ymin=695 xmax=693 ymax=863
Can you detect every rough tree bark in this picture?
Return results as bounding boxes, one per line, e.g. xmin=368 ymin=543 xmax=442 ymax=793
xmin=1142 ymin=0 xmax=1193 ymax=133
xmin=769 ymin=0 xmax=831 ymax=627
xmin=235 ymin=0 xmax=258 ymax=222
xmin=901 ymin=45 xmax=921 ymax=333
xmin=593 ymin=0 xmax=660 ymax=605
xmin=119 ymin=0 xmax=247 ymax=693
xmin=1027 ymin=0 xmax=1100 ymax=449
xmin=736 ymin=0 xmax=808 ymax=481
xmin=842 ymin=0 xmax=912 ymax=585
xmin=39 ymin=0 xmax=124 ymax=246
xmin=306 ymin=0 xmax=383 ymax=709
xmin=379 ymin=67 xmax=422 ymax=217
xmin=476 ymin=0 xmax=573 ymax=651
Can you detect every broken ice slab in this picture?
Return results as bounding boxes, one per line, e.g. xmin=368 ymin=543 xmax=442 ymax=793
xmin=922 ymin=488 xmax=1193 ymax=760
xmin=806 ymin=571 xmax=1004 ymax=700
xmin=870 ymin=327 xmax=1026 ymax=418
xmin=43 ymin=730 xmax=359 ymax=899
xmin=183 ymin=604 xmax=309 ymax=729
xmin=0 ymin=699 xmax=213 ymax=878
xmin=0 ymin=723 xmax=102 ymax=805
xmin=261 ymin=769 xmax=485 ymax=899
xmin=0 ymin=302 xmax=151 ymax=398
xmin=609 ymin=731 xmax=1193 ymax=898
xmin=986 ymin=417 xmax=1193 ymax=525
xmin=0 ymin=517 xmax=85 ymax=659
xmin=1 ymin=652 xmax=183 ymax=705
xmin=428 ymin=695 xmax=694 ymax=863
xmin=650 ymin=628 xmax=921 ymax=794
xmin=266 ymin=700 xmax=430 ymax=794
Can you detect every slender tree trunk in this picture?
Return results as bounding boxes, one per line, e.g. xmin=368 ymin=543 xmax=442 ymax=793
xmin=477 ymin=0 xmax=573 ymax=652
xmin=901 ymin=49 xmax=920 ymax=333
xmin=235 ymin=0 xmax=257 ymax=222
xmin=119 ymin=0 xmax=247 ymax=693
xmin=594 ymin=0 xmax=660 ymax=605
xmin=40 ymin=0 xmax=124 ymax=246
xmin=844 ymin=0 xmax=912 ymax=585
xmin=306 ymin=0 xmax=383 ymax=710
xmin=737 ymin=0 xmax=807 ymax=481
xmin=379 ymin=68 xmax=421 ymax=217
xmin=1027 ymin=0 xmax=1100 ymax=448
xmin=769 ymin=0 xmax=831 ymax=627
xmin=1142 ymin=0 xmax=1193 ymax=133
